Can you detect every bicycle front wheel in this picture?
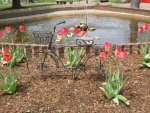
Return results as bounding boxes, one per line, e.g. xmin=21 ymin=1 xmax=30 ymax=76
xmin=28 ymin=53 xmax=59 ymax=79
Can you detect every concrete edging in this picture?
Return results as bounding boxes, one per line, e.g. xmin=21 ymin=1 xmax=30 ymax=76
xmin=0 ymin=9 xmax=150 ymax=25
xmin=0 ymin=42 xmax=150 ymax=58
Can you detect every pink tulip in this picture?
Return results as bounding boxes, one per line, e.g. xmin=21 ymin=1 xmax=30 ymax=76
xmin=138 ymin=27 xmax=144 ymax=33
xmin=114 ymin=48 xmax=122 ymax=57
xmin=3 ymin=54 xmax=11 ymax=62
xmin=0 ymin=31 xmax=3 ymax=39
xmin=146 ymin=24 xmax=150 ymax=30
xmin=5 ymin=26 xmax=12 ymax=33
xmin=99 ymin=51 xmax=107 ymax=61
xmin=78 ymin=31 xmax=86 ymax=37
xmin=0 ymin=48 xmax=9 ymax=54
xmin=117 ymin=51 xmax=127 ymax=60
xmin=58 ymin=28 xmax=68 ymax=36
xmin=72 ymin=28 xmax=81 ymax=35
xmin=103 ymin=42 xmax=112 ymax=51
xmin=19 ymin=25 xmax=25 ymax=32
xmin=143 ymin=24 xmax=149 ymax=30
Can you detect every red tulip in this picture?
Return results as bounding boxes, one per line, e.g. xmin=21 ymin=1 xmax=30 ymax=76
xmin=78 ymin=31 xmax=86 ymax=37
xmin=0 ymin=48 xmax=9 ymax=54
xmin=72 ymin=28 xmax=81 ymax=35
xmin=3 ymin=54 xmax=11 ymax=62
xmin=146 ymin=24 xmax=150 ymax=30
xmin=143 ymin=24 xmax=150 ymax=30
xmin=19 ymin=25 xmax=25 ymax=32
xmin=5 ymin=26 xmax=12 ymax=33
xmin=0 ymin=31 xmax=3 ymax=39
xmin=138 ymin=27 xmax=144 ymax=33
xmin=58 ymin=28 xmax=68 ymax=36
xmin=114 ymin=48 xmax=122 ymax=57
xmin=103 ymin=42 xmax=112 ymax=51
xmin=99 ymin=51 xmax=107 ymax=61
xmin=117 ymin=51 xmax=127 ymax=60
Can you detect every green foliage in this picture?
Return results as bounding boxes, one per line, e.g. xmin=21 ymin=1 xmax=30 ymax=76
xmin=139 ymin=45 xmax=150 ymax=68
xmin=100 ymin=68 xmax=129 ymax=105
xmin=0 ymin=70 xmax=17 ymax=94
xmin=10 ymin=46 xmax=24 ymax=65
xmin=1 ymin=46 xmax=24 ymax=66
xmin=65 ymin=47 xmax=83 ymax=68
xmin=139 ymin=45 xmax=150 ymax=57
xmin=109 ymin=0 xmax=125 ymax=3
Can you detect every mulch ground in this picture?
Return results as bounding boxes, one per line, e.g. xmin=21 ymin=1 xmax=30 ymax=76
xmin=0 ymin=53 xmax=150 ymax=113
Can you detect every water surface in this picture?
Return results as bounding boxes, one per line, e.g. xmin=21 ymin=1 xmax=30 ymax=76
xmin=0 ymin=16 xmax=149 ymax=44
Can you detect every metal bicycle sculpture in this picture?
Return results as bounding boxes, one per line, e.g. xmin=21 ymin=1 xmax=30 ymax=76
xmin=28 ymin=20 xmax=98 ymax=79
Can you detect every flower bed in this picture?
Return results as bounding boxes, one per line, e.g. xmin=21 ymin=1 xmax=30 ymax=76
xmin=0 ymin=23 xmax=150 ymax=112
xmin=0 ymin=53 xmax=150 ymax=113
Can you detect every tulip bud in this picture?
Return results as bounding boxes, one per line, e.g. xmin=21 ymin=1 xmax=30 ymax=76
xmin=5 ymin=26 xmax=12 ymax=33
xmin=19 ymin=25 xmax=25 ymax=32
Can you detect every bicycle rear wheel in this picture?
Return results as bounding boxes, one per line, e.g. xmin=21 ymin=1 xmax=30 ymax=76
xmin=28 ymin=53 xmax=59 ymax=79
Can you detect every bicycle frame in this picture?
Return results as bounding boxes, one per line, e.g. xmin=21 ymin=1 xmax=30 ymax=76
xmin=40 ymin=20 xmax=67 ymax=72
xmin=30 ymin=20 xmax=100 ymax=79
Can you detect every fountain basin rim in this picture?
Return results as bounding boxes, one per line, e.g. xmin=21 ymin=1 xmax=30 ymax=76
xmin=0 ymin=9 xmax=150 ymax=26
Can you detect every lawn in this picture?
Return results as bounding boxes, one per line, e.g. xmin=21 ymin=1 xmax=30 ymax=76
xmin=0 ymin=0 xmax=80 ymax=11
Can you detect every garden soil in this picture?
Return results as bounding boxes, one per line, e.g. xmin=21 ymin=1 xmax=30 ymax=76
xmin=0 ymin=54 xmax=150 ymax=113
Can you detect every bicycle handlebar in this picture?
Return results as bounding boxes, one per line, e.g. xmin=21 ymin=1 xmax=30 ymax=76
xmin=53 ymin=20 xmax=66 ymax=35
xmin=56 ymin=20 xmax=66 ymax=26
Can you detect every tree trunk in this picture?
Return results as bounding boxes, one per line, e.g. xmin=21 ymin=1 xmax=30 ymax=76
xmin=12 ymin=0 xmax=21 ymax=9
xmin=130 ymin=0 xmax=140 ymax=8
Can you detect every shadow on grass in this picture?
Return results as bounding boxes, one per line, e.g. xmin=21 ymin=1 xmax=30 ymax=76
xmin=0 ymin=3 xmax=56 ymax=11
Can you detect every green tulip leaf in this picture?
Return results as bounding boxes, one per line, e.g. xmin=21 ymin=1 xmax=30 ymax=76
xmin=144 ymin=62 xmax=150 ymax=68
xmin=144 ymin=54 xmax=150 ymax=63
xmin=65 ymin=47 xmax=83 ymax=68
xmin=113 ymin=97 xmax=119 ymax=105
xmin=116 ymin=95 xmax=129 ymax=105
xmin=0 ymin=71 xmax=17 ymax=94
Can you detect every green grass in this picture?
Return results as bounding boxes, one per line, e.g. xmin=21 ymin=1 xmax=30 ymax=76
xmin=22 ymin=3 xmax=55 ymax=8
xmin=0 ymin=0 xmax=80 ymax=11
xmin=0 ymin=4 xmax=11 ymax=10
xmin=94 ymin=0 xmax=125 ymax=3
xmin=0 ymin=3 xmax=54 ymax=11
xmin=93 ymin=0 xmax=100 ymax=3
xmin=21 ymin=0 xmax=56 ymax=3
xmin=109 ymin=0 xmax=124 ymax=3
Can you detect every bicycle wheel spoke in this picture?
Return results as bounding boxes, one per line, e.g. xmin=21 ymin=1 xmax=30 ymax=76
xmin=28 ymin=53 xmax=59 ymax=79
